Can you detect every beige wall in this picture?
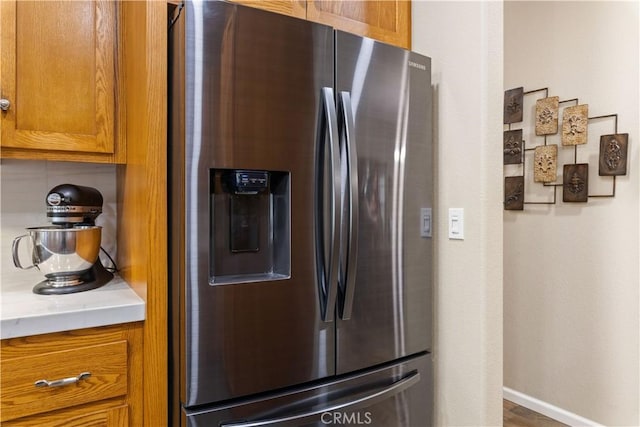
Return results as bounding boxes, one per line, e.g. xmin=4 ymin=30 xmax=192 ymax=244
xmin=504 ymin=1 xmax=640 ymax=425
xmin=413 ymin=2 xmax=504 ymax=426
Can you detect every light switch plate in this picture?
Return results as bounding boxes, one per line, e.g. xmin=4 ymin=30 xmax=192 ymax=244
xmin=448 ymin=208 xmax=464 ymax=240
xmin=420 ymin=208 xmax=432 ymax=238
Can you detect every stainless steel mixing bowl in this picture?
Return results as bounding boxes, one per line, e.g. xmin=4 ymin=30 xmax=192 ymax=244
xmin=12 ymin=226 xmax=102 ymax=280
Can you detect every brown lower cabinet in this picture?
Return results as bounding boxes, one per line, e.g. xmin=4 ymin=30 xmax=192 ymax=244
xmin=0 ymin=323 xmax=142 ymax=426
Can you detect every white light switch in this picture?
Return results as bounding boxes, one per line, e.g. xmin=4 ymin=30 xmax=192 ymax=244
xmin=448 ymin=208 xmax=464 ymax=240
xmin=420 ymin=208 xmax=432 ymax=238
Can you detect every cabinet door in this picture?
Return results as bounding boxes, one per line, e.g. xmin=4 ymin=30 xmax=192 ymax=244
xmin=226 ymin=0 xmax=306 ymax=18
xmin=1 ymin=324 xmax=142 ymax=426
xmin=307 ymin=1 xmax=411 ymax=49
xmin=0 ymin=1 xmax=119 ymax=158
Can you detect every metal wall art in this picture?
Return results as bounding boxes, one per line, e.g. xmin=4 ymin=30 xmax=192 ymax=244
xmin=533 ymin=144 xmax=557 ymax=183
xmin=599 ymin=133 xmax=628 ymax=176
xmin=504 ymin=129 xmax=523 ymax=165
xmin=503 ymin=86 xmax=630 ymax=210
xmin=563 ymin=164 xmax=589 ymax=202
xmin=504 ymin=87 xmax=524 ymax=124
xmin=535 ymin=96 xmax=559 ymax=135
xmin=561 ymin=104 xmax=588 ymax=145
xmin=504 ymin=176 xmax=525 ymax=210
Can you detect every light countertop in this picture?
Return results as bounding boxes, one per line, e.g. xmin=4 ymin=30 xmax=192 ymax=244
xmin=1 ymin=271 xmax=145 ymax=340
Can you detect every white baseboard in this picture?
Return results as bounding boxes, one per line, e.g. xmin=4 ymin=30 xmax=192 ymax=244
xmin=503 ymin=387 xmax=604 ymax=427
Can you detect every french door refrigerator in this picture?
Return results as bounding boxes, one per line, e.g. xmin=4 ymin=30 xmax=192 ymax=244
xmin=169 ymin=1 xmax=433 ymax=426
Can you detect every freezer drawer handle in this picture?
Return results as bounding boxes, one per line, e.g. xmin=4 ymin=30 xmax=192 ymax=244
xmin=221 ymin=371 xmax=421 ymax=427
xmin=315 ymin=87 xmax=341 ymax=322
xmin=337 ymin=91 xmax=359 ymax=320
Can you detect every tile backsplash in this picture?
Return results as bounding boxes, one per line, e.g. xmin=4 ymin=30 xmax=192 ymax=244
xmin=0 ymin=159 xmax=118 ymax=286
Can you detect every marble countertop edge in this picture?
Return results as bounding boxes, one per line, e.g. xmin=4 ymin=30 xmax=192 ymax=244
xmin=0 ymin=303 xmax=145 ymax=339
xmin=0 ymin=275 xmax=146 ymax=340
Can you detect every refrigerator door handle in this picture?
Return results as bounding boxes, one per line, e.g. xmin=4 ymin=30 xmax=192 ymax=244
xmin=221 ymin=371 xmax=421 ymax=427
xmin=338 ymin=91 xmax=359 ymax=320
xmin=315 ymin=87 xmax=341 ymax=322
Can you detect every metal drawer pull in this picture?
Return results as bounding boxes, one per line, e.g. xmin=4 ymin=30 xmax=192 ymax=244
xmin=34 ymin=372 xmax=91 ymax=388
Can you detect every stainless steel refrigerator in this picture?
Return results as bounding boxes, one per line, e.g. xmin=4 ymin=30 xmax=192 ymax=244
xmin=169 ymin=1 xmax=433 ymax=426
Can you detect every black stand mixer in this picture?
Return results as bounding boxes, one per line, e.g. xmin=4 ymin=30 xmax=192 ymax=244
xmin=12 ymin=184 xmax=115 ymax=295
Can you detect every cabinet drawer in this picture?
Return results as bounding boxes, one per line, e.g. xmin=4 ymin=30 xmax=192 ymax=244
xmin=2 ymin=404 xmax=128 ymax=427
xmin=0 ymin=340 xmax=128 ymax=421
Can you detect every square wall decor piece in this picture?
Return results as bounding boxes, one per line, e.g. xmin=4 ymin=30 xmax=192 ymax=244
xmin=504 ymin=87 xmax=524 ymax=124
xmin=561 ymin=104 xmax=588 ymax=145
xmin=599 ymin=133 xmax=628 ymax=176
xmin=504 ymin=176 xmax=525 ymax=210
xmin=533 ymin=144 xmax=558 ymax=183
xmin=535 ymin=96 xmax=559 ymax=135
xmin=563 ymin=163 xmax=588 ymax=202
xmin=503 ymin=129 xmax=523 ymax=165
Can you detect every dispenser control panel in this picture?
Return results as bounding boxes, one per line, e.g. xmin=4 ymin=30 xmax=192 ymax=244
xmin=227 ymin=170 xmax=269 ymax=194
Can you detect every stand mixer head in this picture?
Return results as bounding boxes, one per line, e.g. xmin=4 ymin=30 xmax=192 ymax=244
xmin=46 ymin=184 xmax=104 ymax=226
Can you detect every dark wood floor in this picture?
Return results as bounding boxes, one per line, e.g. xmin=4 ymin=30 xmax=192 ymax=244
xmin=503 ymin=400 xmax=569 ymax=427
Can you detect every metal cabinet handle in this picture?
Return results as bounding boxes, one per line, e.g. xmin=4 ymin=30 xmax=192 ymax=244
xmin=34 ymin=372 xmax=91 ymax=388
xmin=0 ymin=98 xmax=10 ymax=111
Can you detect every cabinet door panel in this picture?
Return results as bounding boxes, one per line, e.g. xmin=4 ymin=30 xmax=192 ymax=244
xmin=0 ymin=0 xmax=116 ymax=154
xmin=307 ymin=0 xmax=411 ymax=49
xmin=227 ymin=0 xmax=306 ymax=18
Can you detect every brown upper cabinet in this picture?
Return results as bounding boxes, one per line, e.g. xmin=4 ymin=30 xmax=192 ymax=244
xmin=227 ymin=0 xmax=411 ymax=50
xmin=228 ymin=0 xmax=307 ymax=18
xmin=307 ymin=1 xmax=411 ymax=50
xmin=0 ymin=0 xmax=124 ymax=163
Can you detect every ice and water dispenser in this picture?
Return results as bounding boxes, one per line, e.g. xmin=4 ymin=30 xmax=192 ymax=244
xmin=210 ymin=169 xmax=290 ymax=285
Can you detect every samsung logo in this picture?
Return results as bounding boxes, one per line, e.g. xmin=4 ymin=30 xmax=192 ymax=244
xmin=408 ymin=60 xmax=426 ymax=71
